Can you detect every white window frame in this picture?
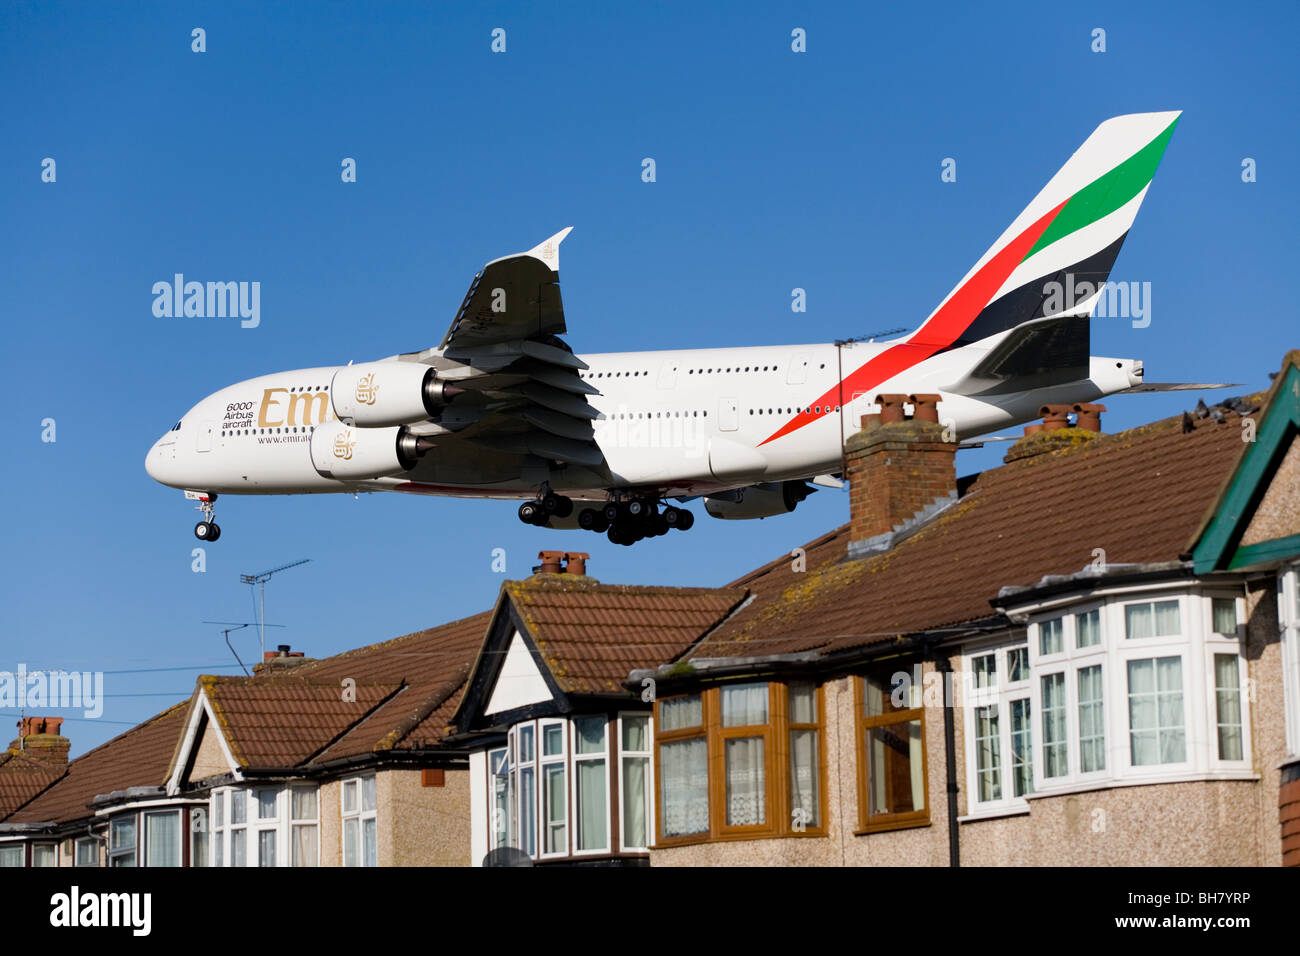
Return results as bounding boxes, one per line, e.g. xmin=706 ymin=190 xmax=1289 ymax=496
xmin=570 ymin=716 xmax=611 ymax=857
xmin=961 ymin=636 xmax=1034 ymax=818
xmin=1281 ymin=565 xmax=1300 ymax=757
xmin=341 ymin=775 xmax=377 ymax=867
xmin=617 ymin=712 xmax=654 ymax=852
xmin=538 ymin=719 xmax=569 ymax=860
xmin=75 ymin=836 xmax=99 ymax=867
xmin=288 ymin=785 xmax=320 ymax=867
xmin=142 ymin=809 xmax=183 ymax=867
xmin=109 ymin=814 xmax=137 ymax=867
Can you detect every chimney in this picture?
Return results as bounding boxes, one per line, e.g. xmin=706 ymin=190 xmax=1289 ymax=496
xmin=845 ymin=393 xmax=958 ymax=556
xmin=531 ymin=551 xmax=592 ymax=577
xmin=9 ymin=717 xmax=71 ymax=767
xmin=1003 ymin=403 xmax=1105 ymax=463
xmin=564 ymin=552 xmax=589 ymax=576
xmin=253 ymin=644 xmax=312 ymax=675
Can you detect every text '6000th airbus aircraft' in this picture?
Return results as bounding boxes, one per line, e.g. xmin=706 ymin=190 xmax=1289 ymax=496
xmin=147 ymin=111 xmax=1219 ymax=546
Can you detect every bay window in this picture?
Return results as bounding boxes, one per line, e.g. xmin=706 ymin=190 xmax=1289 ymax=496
xmin=620 ymin=715 xmax=652 ymax=850
xmin=573 ymin=718 xmax=607 ymax=853
xmin=654 ymin=682 xmax=826 ymax=845
xmin=210 ymin=784 xmax=321 ymax=867
xmin=254 ymin=788 xmax=278 ymax=867
xmin=1127 ymin=656 xmax=1186 ymax=765
xmin=341 ymin=775 xmax=377 ymax=867
xmin=143 ymin=810 xmax=181 ymax=867
xmin=109 ymin=816 xmax=136 ymax=866
xmin=856 ymin=664 xmax=927 ymax=832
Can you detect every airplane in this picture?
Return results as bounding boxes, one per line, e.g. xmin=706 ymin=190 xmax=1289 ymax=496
xmin=147 ymin=110 xmax=1219 ymax=546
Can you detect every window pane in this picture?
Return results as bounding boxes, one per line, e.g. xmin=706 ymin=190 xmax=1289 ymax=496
xmin=659 ymin=694 xmax=702 ymax=731
xmin=256 ymin=789 xmax=278 ymax=819
xmin=789 ymin=729 xmax=819 ymax=827
xmin=542 ymin=723 xmax=563 ymax=756
xmin=190 ymin=811 xmax=208 ymax=869
xmin=973 ymin=705 xmax=1001 ymax=801
xmin=292 ymin=824 xmax=318 ymax=867
xmin=1212 ymin=598 xmax=1238 ymax=635
xmin=621 ymin=715 xmax=649 ymax=752
xmin=864 ymin=666 xmax=919 ymax=715
xmin=362 ymin=817 xmax=377 ymax=867
xmin=0 ymin=846 xmax=22 ymax=867
xmin=145 ymin=813 xmax=180 ymax=867
xmin=543 ymin=763 xmax=566 ymax=854
xmin=1006 ymin=647 xmax=1029 ymax=683
xmin=1126 ymin=600 xmax=1180 ymax=639
xmin=32 ymin=845 xmax=56 ymax=867
xmin=519 ymin=725 xmax=535 ymax=763
xmin=1039 ymin=618 xmax=1064 ymax=655
xmin=576 ymin=758 xmax=607 ymax=849
xmin=721 ymin=682 xmax=769 ymax=727
xmin=1041 ymin=673 xmax=1068 ymax=778
xmin=258 ymin=829 xmax=276 ymax=867
xmin=972 ymin=654 xmax=997 ymax=689
xmin=1215 ymin=654 xmax=1243 ymax=760
xmin=231 ymin=828 xmax=246 ymax=867
xmin=519 ymin=766 xmax=536 ymax=856
xmin=342 ymin=780 xmax=357 ymax=814
xmin=788 ymin=682 xmax=817 ymax=724
xmin=866 ymin=719 xmax=924 ymax=816
xmin=1077 ymin=665 xmax=1106 ymax=772
xmin=291 ymin=787 xmax=317 ymax=821
xmin=491 ymin=751 xmax=511 ymax=849
xmin=361 ymin=776 xmax=376 ymax=812
xmin=215 ymin=834 xmax=223 ymax=868
xmin=660 ymin=738 xmax=709 ymax=837
xmin=76 ymin=840 xmax=98 ymax=867
xmin=1010 ymin=698 xmax=1034 ymax=797
xmin=1075 ymin=609 xmax=1101 ymax=649
xmin=1128 ymin=657 xmax=1185 ymax=765
xmin=622 ymin=756 xmax=649 ymax=848
xmin=230 ymin=789 xmax=247 ymax=824
xmin=575 ymin=717 xmax=606 ymax=754
xmin=724 ymin=736 xmax=766 ymax=825
xmin=343 ymin=818 xmax=358 ymax=867
xmin=111 ymin=817 xmax=135 ymax=849
xmin=213 ymin=791 xmax=224 ymax=828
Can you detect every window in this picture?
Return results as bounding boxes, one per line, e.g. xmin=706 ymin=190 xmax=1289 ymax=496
xmin=230 ymin=789 xmax=247 ymax=866
xmin=517 ymin=724 xmax=536 ymax=857
xmin=109 ymin=816 xmax=136 ymax=867
xmin=189 ymin=807 xmax=208 ymax=868
xmin=540 ymin=721 xmax=567 ymax=856
xmin=573 ymin=717 xmax=608 ymax=852
xmin=1040 ymin=673 xmax=1068 ymax=778
xmin=1127 ymin=657 xmax=1185 ymax=765
xmin=0 ymin=845 xmax=21 ymax=867
xmin=654 ymin=682 xmax=825 ymax=845
xmin=1039 ymin=617 xmax=1064 ymax=655
xmin=143 ymin=811 xmax=181 ymax=867
xmin=857 ymin=664 xmax=927 ymax=832
xmin=75 ymin=837 xmax=99 ymax=867
xmin=1076 ymin=609 xmax=1101 ymax=648
xmin=489 ymin=747 xmax=512 ymax=851
xmin=620 ymin=715 xmax=652 ymax=851
xmin=341 ymin=775 xmax=377 ymax=867
xmin=1211 ymin=598 xmax=1238 ymax=635
xmin=32 ymin=844 xmax=56 ymax=867
xmin=1282 ymin=567 xmax=1300 ymax=755
xmin=1125 ymin=600 xmax=1180 ymax=639
xmin=1077 ymin=665 xmax=1106 ymax=773
xmin=290 ymin=787 xmax=319 ymax=867
xmin=964 ymin=639 xmax=1033 ymax=815
xmin=1214 ymin=655 xmax=1244 ymax=761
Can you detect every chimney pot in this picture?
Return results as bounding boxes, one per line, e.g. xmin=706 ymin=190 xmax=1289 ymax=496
xmin=9 ymin=716 xmax=70 ymax=767
xmin=909 ymin=394 xmax=942 ymax=424
xmin=1038 ymin=404 xmax=1073 ymax=430
xmin=535 ymin=550 xmax=564 ymax=575
xmin=563 ymin=552 xmax=589 ymax=576
xmin=1072 ymin=402 xmax=1106 ymax=432
xmin=875 ymin=393 xmax=909 ymax=425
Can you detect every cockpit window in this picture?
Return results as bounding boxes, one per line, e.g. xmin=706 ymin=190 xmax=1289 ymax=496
xmin=170 ymin=421 xmax=182 ymax=431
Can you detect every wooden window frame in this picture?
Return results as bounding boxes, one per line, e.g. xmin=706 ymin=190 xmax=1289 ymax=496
xmin=653 ymin=682 xmax=828 ymax=847
xmin=854 ymin=665 xmax=930 ymax=835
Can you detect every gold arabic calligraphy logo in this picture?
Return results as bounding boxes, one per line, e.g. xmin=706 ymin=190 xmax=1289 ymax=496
xmin=355 ymin=373 xmax=378 ymax=406
xmin=333 ymin=429 xmax=356 ymax=460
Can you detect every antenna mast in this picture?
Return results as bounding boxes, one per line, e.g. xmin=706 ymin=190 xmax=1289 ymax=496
xmin=239 ymin=560 xmax=311 ymax=660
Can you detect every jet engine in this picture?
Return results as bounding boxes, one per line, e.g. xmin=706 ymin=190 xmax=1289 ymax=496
xmin=704 ymin=480 xmax=815 ymax=520
xmin=309 ymin=420 xmax=434 ymax=481
xmin=330 ymin=361 xmax=461 ymax=427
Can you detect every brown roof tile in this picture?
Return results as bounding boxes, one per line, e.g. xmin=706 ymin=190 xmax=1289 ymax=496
xmin=9 ymin=703 xmax=189 ymax=825
xmin=0 ymin=750 xmax=65 ymax=820
xmin=694 ymin=403 xmax=1256 ymax=660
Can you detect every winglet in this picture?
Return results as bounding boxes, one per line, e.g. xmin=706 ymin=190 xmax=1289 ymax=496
xmin=525 ymin=227 xmax=574 ymax=273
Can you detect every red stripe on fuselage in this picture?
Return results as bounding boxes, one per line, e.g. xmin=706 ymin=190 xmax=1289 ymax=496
xmin=758 ymin=199 xmax=1068 ymax=446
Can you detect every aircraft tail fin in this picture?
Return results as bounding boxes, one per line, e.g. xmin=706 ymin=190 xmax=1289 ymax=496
xmin=908 ymin=111 xmax=1181 ymax=353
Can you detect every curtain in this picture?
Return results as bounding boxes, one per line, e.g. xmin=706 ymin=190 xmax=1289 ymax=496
xmin=725 ymin=736 xmax=766 ymax=825
xmin=1127 ymin=601 xmax=1180 ymax=639
xmin=721 ymin=683 xmax=768 ymax=727
xmin=1157 ymin=657 xmax=1185 ymax=763
xmin=145 ymin=813 xmax=179 ymax=867
xmin=1129 ymin=657 xmax=1185 ymax=764
xmin=974 ymin=706 xmax=1001 ymax=801
xmin=343 ymin=819 xmax=358 ymax=867
xmin=519 ymin=766 xmax=536 ymax=856
xmin=576 ymin=758 xmax=607 ymax=849
xmin=544 ymin=764 xmax=566 ymax=853
xmin=659 ymin=695 xmax=702 ymax=732
xmin=1041 ymin=674 xmax=1068 ymax=777
xmin=575 ymin=717 xmax=606 ymax=754
xmin=789 ymin=729 xmax=819 ymax=825
xmin=363 ymin=817 xmax=377 ymax=867
xmin=230 ymin=790 xmax=247 ymax=824
xmin=258 ymin=829 xmax=276 ymax=867
xmin=660 ymin=738 xmax=708 ymax=836
xmin=622 ymin=756 xmax=648 ymax=848
xmin=291 ymin=787 xmax=317 ymax=821
xmin=1077 ymin=665 xmax=1105 ymax=772
xmin=231 ymin=828 xmax=246 ymax=867
xmin=1215 ymin=654 xmax=1243 ymax=760
xmin=1213 ymin=600 xmax=1238 ymax=635
xmin=1040 ymin=618 xmax=1063 ymax=655
xmin=622 ymin=715 xmax=649 ymax=752
xmin=788 ymin=683 xmax=816 ymax=723
xmin=292 ymin=824 xmax=318 ymax=866
xmin=1076 ymin=610 xmax=1101 ymax=648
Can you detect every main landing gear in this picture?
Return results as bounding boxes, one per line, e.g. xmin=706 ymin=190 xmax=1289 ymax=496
xmin=517 ymin=490 xmax=574 ymax=527
xmin=515 ymin=489 xmax=695 ymax=546
xmin=190 ymin=492 xmax=221 ymax=542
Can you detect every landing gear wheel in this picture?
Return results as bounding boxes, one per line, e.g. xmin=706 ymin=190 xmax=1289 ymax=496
xmin=518 ymin=501 xmax=544 ymax=526
xmin=540 ymin=493 xmax=573 ymax=518
xmin=579 ymin=508 xmax=601 ymax=530
xmin=676 ymin=509 xmax=695 ymax=531
xmin=626 ymin=499 xmax=646 ymax=518
xmin=663 ymin=506 xmax=682 ymax=527
xmin=602 ymin=502 xmax=620 ymax=524
xmin=208 ymin=523 xmax=221 ymax=542
xmin=653 ymin=515 xmax=670 ymax=536
xmin=194 ymin=521 xmax=214 ymax=541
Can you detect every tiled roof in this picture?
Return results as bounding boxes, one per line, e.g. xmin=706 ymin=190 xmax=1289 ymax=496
xmin=202 ymin=610 xmax=493 ymax=769
xmin=692 ymin=401 xmax=1260 ymax=661
xmin=0 ymin=749 xmax=65 ymax=820
xmin=8 ymin=703 xmax=189 ymax=825
xmin=505 ymin=579 xmax=749 ymax=695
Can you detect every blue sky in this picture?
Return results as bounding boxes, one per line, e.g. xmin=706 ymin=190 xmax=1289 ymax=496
xmin=3 ymin=1 xmax=1297 ymax=755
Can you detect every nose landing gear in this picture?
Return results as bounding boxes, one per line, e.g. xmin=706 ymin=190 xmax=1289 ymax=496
xmin=187 ymin=491 xmax=221 ymax=542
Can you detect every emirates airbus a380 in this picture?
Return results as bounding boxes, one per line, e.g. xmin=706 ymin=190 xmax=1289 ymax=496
xmin=147 ymin=111 xmax=1209 ymax=546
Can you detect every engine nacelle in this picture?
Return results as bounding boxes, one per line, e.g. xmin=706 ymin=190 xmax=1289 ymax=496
xmin=330 ymin=361 xmax=459 ymax=427
xmin=309 ymin=420 xmax=433 ymax=481
xmin=704 ymin=480 xmax=815 ymax=520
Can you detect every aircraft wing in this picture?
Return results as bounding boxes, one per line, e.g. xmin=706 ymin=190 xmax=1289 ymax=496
xmin=427 ymin=228 xmax=608 ymax=471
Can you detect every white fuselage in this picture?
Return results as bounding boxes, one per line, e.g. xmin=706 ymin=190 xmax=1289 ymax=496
xmin=145 ymin=341 xmax=1143 ymax=502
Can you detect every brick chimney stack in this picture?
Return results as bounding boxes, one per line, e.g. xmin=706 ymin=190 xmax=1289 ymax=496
xmin=845 ymin=393 xmax=958 ymax=555
xmin=8 ymin=716 xmax=71 ymax=767
xmin=253 ymin=644 xmax=312 ymax=676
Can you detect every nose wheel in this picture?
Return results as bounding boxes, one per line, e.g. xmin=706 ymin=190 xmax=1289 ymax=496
xmin=189 ymin=492 xmax=221 ymax=542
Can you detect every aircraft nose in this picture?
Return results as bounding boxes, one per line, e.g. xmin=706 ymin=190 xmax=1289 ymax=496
xmin=146 ymin=437 xmax=177 ymax=486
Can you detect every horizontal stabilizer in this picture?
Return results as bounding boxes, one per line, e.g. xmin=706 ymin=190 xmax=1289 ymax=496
xmin=1116 ymin=382 xmax=1240 ymax=393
